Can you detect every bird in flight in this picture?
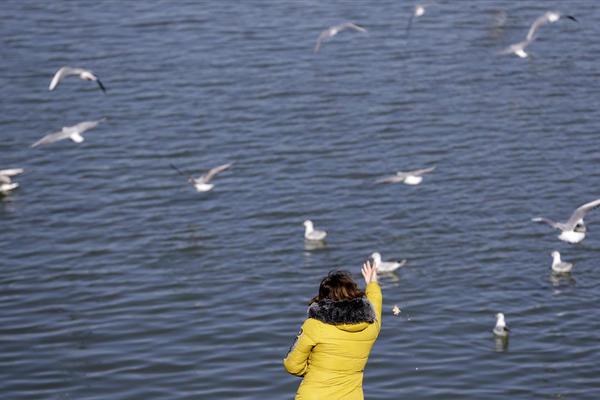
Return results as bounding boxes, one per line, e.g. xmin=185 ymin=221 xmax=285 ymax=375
xmin=49 ymin=66 xmax=106 ymax=92
xmin=170 ymin=162 xmax=234 ymax=192
xmin=31 ymin=119 xmax=106 ymax=147
xmin=314 ymin=22 xmax=367 ymax=53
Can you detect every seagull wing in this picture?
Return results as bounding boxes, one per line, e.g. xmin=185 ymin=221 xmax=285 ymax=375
xmin=96 ymin=78 xmax=107 ymax=93
xmin=200 ymin=162 xmax=234 ymax=183
xmin=315 ymin=29 xmax=332 ymax=53
xmin=375 ymin=175 xmax=404 ymax=184
xmin=49 ymin=67 xmax=79 ymax=90
xmin=337 ymin=23 xmax=367 ymax=33
xmin=531 ymin=217 xmax=560 ymax=229
xmin=526 ymin=13 xmax=550 ymax=41
xmin=409 ymin=166 xmax=436 ymax=176
xmin=0 ymin=175 xmax=10 ymax=184
xmin=31 ymin=129 xmax=71 ymax=147
xmin=170 ymin=163 xmax=195 ymax=181
xmin=0 ymin=168 xmax=23 ymax=177
xmin=71 ymin=118 xmax=106 ymax=134
xmin=566 ymin=198 xmax=600 ymax=228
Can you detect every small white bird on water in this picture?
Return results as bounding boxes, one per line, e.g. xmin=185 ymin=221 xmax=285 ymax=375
xmin=532 ymin=198 xmax=600 ymax=243
xmin=375 ymin=166 xmax=436 ymax=185
xmin=171 ymin=162 xmax=234 ymax=192
xmin=0 ymin=168 xmax=23 ymax=194
xmin=314 ymin=22 xmax=367 ymax=53
xmin=303 ymin=220 xmax=327 ymax=241
xmin=493 ymin=313 xmax=510 ymax=337
xmin=406 ymin=2 xmax=436 ymax=39
xmin=370 ymin=252 xmax=406 ymax=272
xmin=550 ymin=251 xmax=574 ymax=274
xmin=49 ymin=66 xmax=106 ymax=92
xmin=31 ymin=119 xmax=106 ymax=147
xmin=497 ymin=10 xmax=577 ymax=58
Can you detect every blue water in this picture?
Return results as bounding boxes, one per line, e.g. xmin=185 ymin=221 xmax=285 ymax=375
xmin=2 ymin=1 xmax=600 ymax=398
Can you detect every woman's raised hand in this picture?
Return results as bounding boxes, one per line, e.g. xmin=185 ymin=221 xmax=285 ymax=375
xmin=361 ymin=260 xmax=378 ymax=285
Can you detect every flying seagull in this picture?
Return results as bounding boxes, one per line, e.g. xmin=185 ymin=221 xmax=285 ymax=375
xmin=170 ymin=162 xmax=233 ymax=192
xmin=31 ymin=118 xmax=106 ymax=147
xmin=0 ymin=168 xmax=23 ymax=194
xmin=497 ymin=10 xmax=577 ymax=58
xmin=303 ymin=220 xmax=327 ymax=241
xmin=406 ymin=2 xmax=436 ymax=39
xmin=375 ymin=166 xmax=436 ymax=185
xmin=550 ymin=251 xmax=574 ymax=274
xmin=49 ymin=67 xmax=106 ymax=92
xmin=315 ymin=22 xmax=367 ymax=53
xmin=532 ymin=198 xmax=600 ymax=243
xmin=493 ymin=313 xmax=510 ymax=337
xmin=370 ymin=252 xmax=406 ymax=272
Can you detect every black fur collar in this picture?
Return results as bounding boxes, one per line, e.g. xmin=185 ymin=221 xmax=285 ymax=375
xmin=308 ymin=297 xmax=376 ymax=325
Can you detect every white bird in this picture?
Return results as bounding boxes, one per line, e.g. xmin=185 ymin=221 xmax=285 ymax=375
xmin=49 ymin=66 xmax=106 ymax=92
xmin=497 ymin=10 xmax=577 ymax=58
xmin=31 ymin=119 xmax=106 ymax=147
xmin=0 ymin=169 xmax=23 ymax=194
xmin=406 ymin=2 xmax=436 ymax=38
xmin=550 ymin=251 xmax=574 ymax=274
xmin=375 ymin=166 xmax=436 ymax=185
xmin=314 ymin=22 xmax=367 ymax=53
xmin=532 ymin=198 xmax=600 ymax=243
xmin=171 ymin=162 xmax=234 ymax=192
xmin=493 ymin=313 xmax=510 ymax=337
xmin=370 ymin=252 xmax=407 ymax=273
xmin=303 ymin=220 xmax=327 ymax=241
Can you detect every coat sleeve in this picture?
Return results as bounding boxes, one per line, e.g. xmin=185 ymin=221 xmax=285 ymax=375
xmin=283 ymin=319 xmax=317 ymax=377
xmin=366 ymin=282 xmax=382 ymax=328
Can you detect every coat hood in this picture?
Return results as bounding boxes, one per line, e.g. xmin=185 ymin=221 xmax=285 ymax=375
xmin=308 ymin=297 xmax=376 ymax=332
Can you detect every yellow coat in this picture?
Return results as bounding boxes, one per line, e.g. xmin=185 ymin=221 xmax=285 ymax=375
xmin=284 ymin=282 xmax=382 ymax=400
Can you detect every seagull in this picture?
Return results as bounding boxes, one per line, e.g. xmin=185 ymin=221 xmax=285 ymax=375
xmin=375 ymin=166 xmax=436 ymax=185
xmin=497 ymin=10 xmax=577 ymax=58
xmin=31 ymin=119 xmax=106 ymax=147
xmin=370 ymin=252 xmax=407 ymax=272
xmin=0 ymin=169 xmax=23 ymax=194
xmin=406 ymin=2 xmax=436 ymax=39
xmin=314 ymin=22 xmax=367 ymax=53
xmin=493 ymin=313 xmax=510 ymax=337
xmin=532 ymin=198 xmax=600 ymax=243
xmin=550 ymin=251 xmax=574 ymax=273
xmin=392 ymin=305 xmax=401 ymax=315
xmin=170 ymin=162 xmax=233 ymax=192
xmin=303 ymin=220 xmax=327 ymax=241
xmin=49 ymin=67 xmax=106 ymax=92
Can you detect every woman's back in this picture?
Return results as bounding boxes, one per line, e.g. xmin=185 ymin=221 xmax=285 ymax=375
xmin=284 ymin=277 xmax=382 ymax=400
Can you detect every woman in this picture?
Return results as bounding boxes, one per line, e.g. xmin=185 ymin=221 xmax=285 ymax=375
xmin=284 ymin=260 xmax=381 ymax=400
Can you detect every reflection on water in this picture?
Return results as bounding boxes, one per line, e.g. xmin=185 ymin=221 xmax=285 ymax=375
xmin=494 ymin=336 xmax=509 ymax=353
xmin=550 ymin=272 xmax=576 ymax=288
xmin=304 ymin=239 xmax=327 ymax=252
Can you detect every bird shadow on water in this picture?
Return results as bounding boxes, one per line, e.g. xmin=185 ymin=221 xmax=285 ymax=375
xmin=303 ymin=240 xmax=328 ymax=258
xmin=549 ymin=272 xmax=576 ymax=289
xmin=494 ymin=336 xmax=509 ymax=352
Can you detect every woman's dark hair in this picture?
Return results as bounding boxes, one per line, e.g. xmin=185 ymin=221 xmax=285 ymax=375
xmin=309 ymin=270 xmax=365 ymax=305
